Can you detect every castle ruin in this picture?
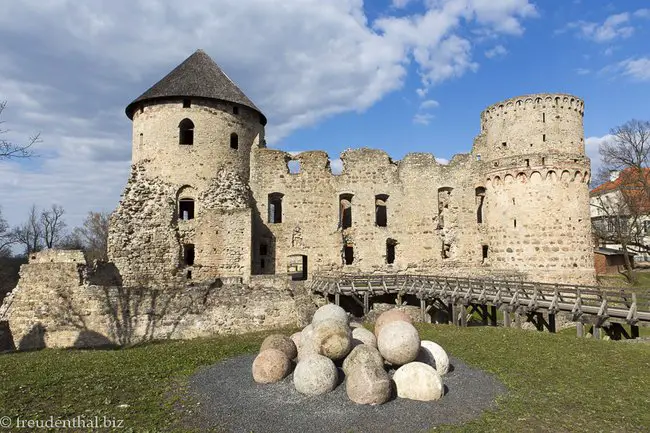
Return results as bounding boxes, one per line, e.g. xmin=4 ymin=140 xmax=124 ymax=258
xmin=1 ymin=49 xmax=595 ymax=350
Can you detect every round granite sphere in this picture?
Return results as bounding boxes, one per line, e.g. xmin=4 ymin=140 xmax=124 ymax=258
xmin=260 ymin=334 xmax=298 ymax=360
xmin=290 ymin=332 xmax=302 ymax=350
xmin=312 ymin=318 xmax=352 ymax=361
xmin=346 ymin=365 xmax=391 ymax=405
xmin=374 ymin=309 xmax=414 ymax=337
xmin=377 ymin=321 xmax=420 ymax=366
xmin=393 ymin=362 xmax=443 ymax=401
xmin=351 ymin=327 xmax=377 ymax=348
xmin=342 ymin=344 xmax=384 ymax=376
xmin=312 ymin=304 xmax=349 ymax=326
xmin=293 ymin=354 xmax=338 ymax=396
xmin=252 ymin=349 xmax=291 ymax=384
xmin=416 ymin=340 xmax=450 ymax=376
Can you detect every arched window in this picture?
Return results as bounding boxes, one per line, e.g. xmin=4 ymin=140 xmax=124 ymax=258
xmin=339 ymin=193 xmax=353 ymax=229
xmin=375 ymin=194 xmax=388 ymax=227
xmin=230 ymin=133 xmax=239 ymax=150
xmin=179 ymin=118 xmax=194 ymax=145
xmin=179 ymin=198 xmax=195 ymax=220
xmin=268 ymin=193 xmax=283 ymax=223
xmin=475 ymin=187 xmax=486 ymax=224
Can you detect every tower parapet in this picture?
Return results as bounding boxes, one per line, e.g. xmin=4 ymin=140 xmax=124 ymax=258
xmin=476 ymin=93 xmax=585 ymax=163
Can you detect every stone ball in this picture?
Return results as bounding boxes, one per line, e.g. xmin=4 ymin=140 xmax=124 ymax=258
xmin=342 ymin=344 xmax=384 ymax=376
xmin=252 ymin=349 xmax=291 ymax=384
xmin=416 ymin=340 xmax=450 ymax=376
xmin=293 ymin=354 xmax=338 ymax=396
xmin=260 ymin=334 xmax=298 ymax=360
xmin=349 ymin=321 xmax=364 ymax=329
xmin=346 ymin=365 xmax=391 ymax=405
xmin=290 ymin=331 xmax=302 ymax=350
xmin=312 ymin=304 xmax=349 ymax=326
xmin=374 ymin=309 xmax=414 ymax=337
xmin=377 ymin=321 xmax=420 ymax=366
xmin=393 ymin=362 xmax=443 ymax=401
xmin=312 ymin=318 xmax=352 ymax=361
xmin=351 ymin=327 xmax=377 ymax=348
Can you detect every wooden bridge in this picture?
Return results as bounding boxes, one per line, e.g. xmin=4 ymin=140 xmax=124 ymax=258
xmin=308 ymin=274 xmax=650 ymax=339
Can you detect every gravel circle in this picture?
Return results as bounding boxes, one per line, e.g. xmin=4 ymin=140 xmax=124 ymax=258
xmin=188 ymin=354 xmax=506 ymax=433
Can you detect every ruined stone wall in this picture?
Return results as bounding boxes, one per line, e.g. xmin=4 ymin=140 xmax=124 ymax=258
xmin=3 ymin=251 xmax=309 ymax=350
xmin=248 ymin=93 xmax=595 ymax=284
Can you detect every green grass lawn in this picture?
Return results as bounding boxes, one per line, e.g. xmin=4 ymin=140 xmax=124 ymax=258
xmin=1 ymin=325 xmax=649 ymax=433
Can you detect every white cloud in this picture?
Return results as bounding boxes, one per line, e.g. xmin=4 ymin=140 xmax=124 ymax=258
xmin=392 ymin=0 xmax=415 ymax=8
xmin=435 ymin=157 xmax=449 ymax=165
xmin=0 ymin=0 xmax=537 ymax=233
xmin=633 ymin=8 xmax=650 ymax=19
xmin=617 ymin=57 xmax=650 ymax=81
xmin=419 ymin=99 xmax=439 ymax=109
xmin=575 ymin=68 xmax=591 ymax=75
xmin=413 ymin=113 xmax=435 ymax=125
xmin=562 ymin=12 xmax=636 ymax=43
xmin=484 ymin=44 xmax=508 ymax=58
xmin=329 ymin=158 xmax=344 ymax=175
xmin=585 ymin=134 xmax=613 ymax=178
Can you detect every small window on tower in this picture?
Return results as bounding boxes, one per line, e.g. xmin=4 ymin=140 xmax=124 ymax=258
xmin=179 ymin=118 xmax=194 ymax=145
xmin=230 ymin=133 xmax=239 ymax=150
xmin=233 ymin=106 xmax=239 ymax=115
xmin=183 ymin=99 xmax=191 ymax=108
xmin=482 ymin=245 xmax=489 ymax=261
xmin=183 ymin=244 xmax=195 ymax=266
xmin=179 ymin=198 xmax=195 ymax=220
xmin=268 ymin=193 xmax=283 ymax=223
xmin=502 ymin=142 xmax=507 ymax=148
xmin=344 ymin=246 xmax=354 ymax=265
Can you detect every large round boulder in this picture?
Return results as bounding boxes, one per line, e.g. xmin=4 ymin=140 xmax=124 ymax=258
xmin=312 ymin=318 xmax=352 ymax=361
xmin=374 ymin=309 xmax=414 ymax=337
xmin=312 ymin=304 xmax=349 ymax=326
xmin=346 ymin=366 xmax=391 ymax=405
xmin=377 ymin=320 xmax=420 ymax=365
xmin=293 ymin=354 xmax=339 ymax=396
xmin=260 ymin=334 xmax=298 ymax=360
xmin=416 ymin=340 xmax=450 ymax=375
xmin=351 ymin=327 xmax=377 ymax=348
xmin=252 ymin=349 xmax=291 ymax=384
xmin=393 ymin=362 xmax=443 ymax=401
xmin=342 ymin=344 xmax=384 ymax=376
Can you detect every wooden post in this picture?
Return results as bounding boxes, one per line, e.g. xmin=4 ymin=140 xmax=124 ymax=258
xmin=548 ymin=313 xmax=556 ymax=333
xmin=504 ymin=309 xmax=511 ymax=328
xmin=363 ymin=292 xmax=369 ymax=316
xmin=515 ymin=311 xmax=522 ymax=329
xmin=397 ymin=293 xmax=402 ymax=306
xmin=593 ymin=325 xmax=601 ymax=340
xmin=451 ymin=304 xmax=457 ymax=326
xmin=420 ymin=299 xmax=426 ymax=322
xmin=447 ymin=302 xmax=453 ymax=325
xmin=490 ymin=305 xmax=497 ymax=327
xmin=631 ymin=325 xmax=640 ymax=339
xmin=335 ymin=293 xmax=340 ymax=306
xmin=459 ymin=305 xmax=468 ymax=327
xmin=576 ymin=321 xmax=584 ymax=338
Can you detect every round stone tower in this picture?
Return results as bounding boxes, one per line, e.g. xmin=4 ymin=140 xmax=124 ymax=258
xmin=109 ymin=50 xmax=266 ymax=285
xmin=475 ymin=94 xmax=595 ymax=283
xmin=125 ymin=49 xmax=266 ymax=182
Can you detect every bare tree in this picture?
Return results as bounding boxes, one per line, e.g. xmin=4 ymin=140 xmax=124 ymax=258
xmin=592 ymin=119 xmax=650 ymax=282
xmin=72 ymin=211 xmax=110 ymax=261
xmin=0 ymin=207 xmax=14 ymax=257
xmin=41 ymin=204 xmax=67 ymax=248
xmin=0 ymin=101 xmax=40 ymax=159
xmin=11 ymin=205 xmax=43 ymax=255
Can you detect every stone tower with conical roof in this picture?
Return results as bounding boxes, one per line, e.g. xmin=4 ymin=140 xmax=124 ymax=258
xmin=108 ymin=50 xmax=266 ymax=286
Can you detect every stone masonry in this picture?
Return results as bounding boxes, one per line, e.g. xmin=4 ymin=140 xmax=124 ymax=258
xmin=1 ymin=50 xmax=595 ymax=349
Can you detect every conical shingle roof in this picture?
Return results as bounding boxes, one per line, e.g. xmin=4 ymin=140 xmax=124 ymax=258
xmin=125 ymin=49 xmax=266 ymax=124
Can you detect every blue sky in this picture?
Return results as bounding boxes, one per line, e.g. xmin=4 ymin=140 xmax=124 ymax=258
xmin=0 ymin=0 xmax=649 ymax=235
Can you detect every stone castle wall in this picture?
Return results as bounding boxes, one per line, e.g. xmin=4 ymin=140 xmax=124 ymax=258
xmin=3 ymin=251 xmax=311 ymax=350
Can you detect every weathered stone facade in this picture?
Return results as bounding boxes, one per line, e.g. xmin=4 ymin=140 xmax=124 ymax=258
xmin=0 ymin=51 xmax=596 ymax=349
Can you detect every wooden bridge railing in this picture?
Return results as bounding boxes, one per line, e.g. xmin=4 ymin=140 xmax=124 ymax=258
xmin=309 ymin=274 xmax=650 ymax=338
